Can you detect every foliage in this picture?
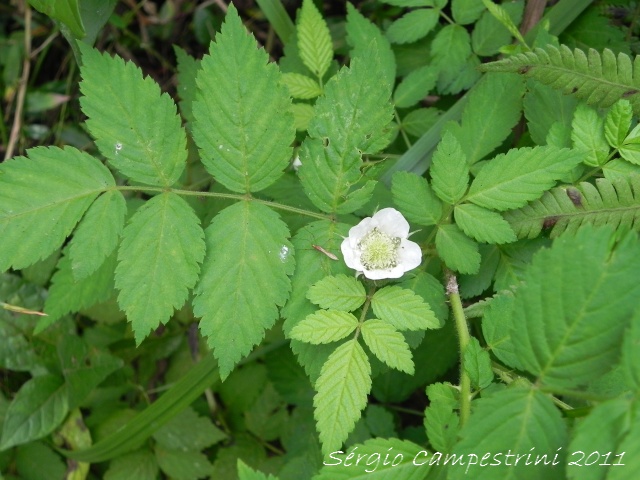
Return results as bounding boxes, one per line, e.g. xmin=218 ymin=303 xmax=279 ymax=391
xmin=1 ymin=1 xmax=640 ymax=480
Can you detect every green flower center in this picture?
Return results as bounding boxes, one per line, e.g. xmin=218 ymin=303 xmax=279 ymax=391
xmin=358 ymin=227 xmax=401 ymax=270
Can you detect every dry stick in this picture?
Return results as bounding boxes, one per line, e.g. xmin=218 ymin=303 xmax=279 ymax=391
xmin=520 ymin=0 xmax=548 ymax=36
xmin=5 ymin=4 xmax=32 ymax=161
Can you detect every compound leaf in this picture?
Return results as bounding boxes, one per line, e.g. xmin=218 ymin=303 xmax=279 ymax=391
xmin=435 ymin=224 xmax=481 ymax=274
xmin=466 ymin=146 xmax=583 ymax=211
xmin=307 ymin=274 xmax=366 ymax=311
xmin=391 ymin=172 xmax=443 ymax=226
xmin=394 ymin=64 xmax=438 ymax=108
xmin=314 ymin=339 xmax=371 ymax=455
xmin=79 ymin=44 xmax=186 ymax=187
xmin=194 ymin=202 xmax=294 ymax=380
xmin=371 ymin=286 xmax=440 ymax=331
xmin=116 ymin=193 xmax=205 ymax=344
xmin=0 ymin=146 xmax=113 ymax=272
xmin=361 ymin=319 xmax=414 ymax=374
xmin=192 ymin=5 xmax=295 ymax=193
xmin=281 ymin=72 xmax=323 ymax=99
xmin=430 ymin=130 xmax=469 ymax=204
xmin=454 ymin=203 xmax=516 ymax=244
xmin=290 ymin=310 xmax=358 ymax=344
xmin=386 ymin=8 xmax=439 ymax=45
xmin=571 ymin=103 xmax=609 ymax=167
xmin=605 ymin=99 xmax=633 ymax=149
xmin=297 ymin=0 xmax=333 ymax=78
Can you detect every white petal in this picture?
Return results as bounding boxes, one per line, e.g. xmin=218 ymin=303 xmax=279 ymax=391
xmin=341 ymin=237 xmax=363 ymax=271
xmin=397 ymin=239 xmax=422 ymax=271
xmin=348 ymin=216 xmax=375 ymax=241
xmin=372 ymin=208 xmax=410 ymax=238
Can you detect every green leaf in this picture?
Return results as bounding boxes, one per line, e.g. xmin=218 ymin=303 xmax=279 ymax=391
xmin=104 ymin=450 xmax=158 ymax=480
xmin=510 ymin=226 xmax=640 ymax=388
xmin=194 ymin=202 xmax=293 ymax=380
xmin=603 ymin=158 xmax=640 ymax=181
xmin=524 ymin=80 xmax=578 ymax=145
xmin=435 ymin=224 xmax=481 ymax=274
xmin=424 ymin=383 xmax=460 ymax=452
xmin=57 ymin=336 xmax=123 ymax=410
xmin=401 ymin=108 xmax=441 ymax=137
xmin=15 ymin=441 xmax=66 ymax=480
xmin=620 ymin=124 xmax=640 ymax=165
xmin=192 ymin=5 xmax=294 ymax=193
xmin=380 ymin=0 xmax=434 ymax=6
xmin=297 ymin=0 xmax=333 ymax=78
xmin=472 ymin=1 xmax=524 ymax=57
xmin=623 ymin=309 xmax=640 ymax=390
xmin=281 ymin=72 xmax=323 ymax=99
xmin=371 ymin=286 xmax=441 ymax=331
xmin=430 ymin=130 xmax=469 ymax=204
xmin=314 ymin=339 xmax=371 ymax=455
xmin=392 ymin=172 xmax=443 ymax=226
xmin=449 ymin=387 xmax=567 ymax=480
xmin=173 ymin=45 xmax=201 ymax=128
xmin=571 ymin=103 xmax=609 ymax=167
xmin=463 ymin=336 xmax=494 ymax=389
xmin=0 ymin=375 xmax=68 ymax=450
xmin=29 ymin=0 xmax=84 ymax=38
xmin=394 ymin=65 xmax=438 ymax=108
xmin=481 ymin=293 xmax=521 ymax=370
xmin=79 ymin=44 xmax=186 ymax=187
xmin=155 ymin=446 xmax=212 ymax=480
xmin=291 ymin=103 xmax=314 ymax=131
xmin=237 ymin=459 xmax=279 ymax=480
xmin=153 ymin=406 xmax=226 ymax=451
xmin=608 ymin=403 xmax=640 ymax=480
xmin=605 ymin=99 xmax=633 ymax=149
xmin=68 ymin=190 xmax=126 ymax=280
xmin=466 ymin=146 xmax=583 ymax=211
xmin=42 ymin=247 xmax=116 ymax=329
xmin=361 ymin=319 xmax=414 ymax=374
xmin=446 ymin=72 xmax=525 ymax=165
xmin=116 ymin=193 xmax=205 ymax=344
xmin=0 ymin=146 xmax=113 ymax=272
xmin=479 ymin=45 xmax=640 ymax=115
xmin=307 ymin=274 xmax=366 ymax=311
xmin=315 ymin=438 xmax=429 ymax=479
xmin=290 ymin=310 xmax=358 ymax=344
xmin=386 ymin=8 xmax=439 ymax=45
xmin=505 ymin=177 xmax=640 ymax=239
xmin=454 ymin=203 xmax=516 ymax=244
xmin=451 ymin=0 xmax=485 ymax=24
xmin=431 ymin=24 xmax=473 ymax=91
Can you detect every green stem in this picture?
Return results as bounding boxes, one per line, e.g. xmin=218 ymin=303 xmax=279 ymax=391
xmin=445 ymin=269 xmax=471 ymax=427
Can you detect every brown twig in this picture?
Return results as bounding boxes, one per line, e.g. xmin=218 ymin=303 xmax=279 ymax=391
xmin=520 ymin=0 xmax=548 ymax=36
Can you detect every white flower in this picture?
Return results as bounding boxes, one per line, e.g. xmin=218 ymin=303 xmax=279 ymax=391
xmin=341 ymin=208 xmax=422 ymax=280
xmin=292 ymin=156 xmax=302 ymax=171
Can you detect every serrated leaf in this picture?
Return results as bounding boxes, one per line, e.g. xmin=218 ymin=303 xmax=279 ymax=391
xmin=194 ymin=202 xmax=293 ymax=380
xmin=481 ymin=293 xmax=521 ymax=370
xmin=463 ymin=336 xmax=494 ymax=389
xmin=449 ymin=387 xmax=567 ymax=480
xmin=79 ymin=44 xmax=186 ymax=187
xmin=155 ymin=446 xmax=212 ymax=480
xmin=386 ymin=8 xmax=439 ymax=45
xmin=451 ymin=0 xmax=485 ymax=24
xmin=480 ymin=45 xmax=640 ymax=115
xmin=466 ymin=146 xmax=583 ymax=211
xmin=281 ymin=72 xmax=323 ymax=99
xmin=424 ymin=400 xmax=459 ymax=452
xmin=297 ymin=0 xmax=333 ymax=78
xmin=571 ymin=103 xmax=609 ymax=167
xmin=454 ymin=203 xmax=516 ymax=244
xmin=314 ymin=339 xmax=371 ymax=455
xmin=0 ymin=146 xmax=113 ymax=272
xmin=237 ymin=460 xmax=278 ymax=480
xmin=192 ymin=5 xmax=294 ymax=193
xmin=603 ymin=158 xmax=640 ymax=181
xmin=472 ymin=1 xmax=523 ymax=56
xmin=431 ymin=24 xmax=472 ymax=88
xmin=153 ymin=406 xmax=226 ymax=451
xmin=104 ymin=450 xmax=158 ymax=480
xmin=68 ymin=190 xmax=126 ymax=280
xmin=620 ymin=124 xmax=640 ymax=165
xmin=391 ymin=171 xmax=443 ymax=226
xmin=173 ymin=45 xmax=201 ymax=128
xmin=608 ymin=403 xmax=640 ymax=480
xmin=605 ymin=99 xmax=633 ymax=149
xmin=371 ymin=286 xmax=440 ymax=331
xmin=291 ymin=102 xmax=314 ymax=131
xmin=511 ymin=226 xmax=640 ymax=388
xmin=361 ymin=319 xmax=414 ymax=374
xmin=116 ymin=193 xmax=205 ymax=344
xmin=435 ymin=224 xmax=480 ymax=274
xmin=430 ymin=130 xmax=469 ymax=204
xmin=401 ymin=107 xmax=440 ymax=137
xmin=290 ymin=310 xmax=358 ymax=344
xmin=394 ymin=64 xmax=438 ymax=108
xmin=623 ymin=309 xmax=640 ymax=390
xmin=524 ymin=80 xmax=578 ymax=145
xmin=307 ymin=274 xmax=366 ymax=311
xmin=0 ymin=375 xmax=68 ymax=450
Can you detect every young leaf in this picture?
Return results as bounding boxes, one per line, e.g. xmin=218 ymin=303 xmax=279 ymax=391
xmin=510 ymin=226 xmax=640 ymax=388
xmin=371 ymin=286 xmax=440 ymax=331
xmin=620 ymin=124 xmax=640 ymax=165
xmin=605 ymin=99 xmax=633 ymax=149
xmin=68 ymin=190 xmax=126 ymax=280
xmin=79 ymin=44 xmax=186 ymax=187
xmin=361 ymin=319 xmax=414 ymax=374
xmin=194 ymin=202 xmax=294 ymax=380
xmin=297 ymin=0 xmax=333 ymax=78
xmin=116 ymin=193 xmax=205 ymax=344
xmin=0 ymin=146 xmax=114 ymax=272
xmin=430 ymin=130 xmax=469 ymax=204
xmin=524 ymin=80 xmax=578 ymax=146
xmin=435 ymin=224 xmax=481 ymax=274
xmin=391 ymin=172 xmax=443 ymax=226
xmin=192 ymin=5 xmax=295 ymax=193
xmin=314 ymin=339 xmax=371 ymax=455
xmin=463 ymin=337 xmax=494 ymax=389
xmin=449 ymin=387 xmax=567 ymax=480
xmin=0 ymin=375 xmax=68 ymax=450
xmin=290 ymin=310 xmax=358 ymax=344
xmin=424 ymin=384 xmax=460 ymax=452
xmin=571 ymin=103 xmax=609 ymax=167
xmin=466 ymin=146 xmax=583 ymax=211
xmin=281 ymin=72 xmax=323 ymax=99
xmin=393 ymin=64 xmax=438 ymax=108
xmin=386 ymin=8 xmax=439 ymax=45
xmin=307 ymin=274 xmax=366 ymax=311
xmin=454 ymin=203 xmax=516 ymax=244
xmin=480 ymin=45 xmax=640 ymax=114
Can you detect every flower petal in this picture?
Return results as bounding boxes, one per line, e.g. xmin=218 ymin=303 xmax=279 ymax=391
xmin=372 ymin=208 xmax=410 ymax=238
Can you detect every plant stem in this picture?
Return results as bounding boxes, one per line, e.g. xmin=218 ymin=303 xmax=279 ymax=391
xmin=445 ymin=269 xmax=472 ymax=426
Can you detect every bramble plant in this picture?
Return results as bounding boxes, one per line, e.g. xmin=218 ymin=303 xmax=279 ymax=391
xmin=1 ymin=0 xmax=640 ymax=479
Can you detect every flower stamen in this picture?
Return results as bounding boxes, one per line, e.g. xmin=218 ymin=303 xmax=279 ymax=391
xmin=358 ymin=227 xmax=401 ymax=270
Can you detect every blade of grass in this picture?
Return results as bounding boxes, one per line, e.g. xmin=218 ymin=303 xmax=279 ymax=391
xmin=255 ymin=0 xmax=295 ymax=45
